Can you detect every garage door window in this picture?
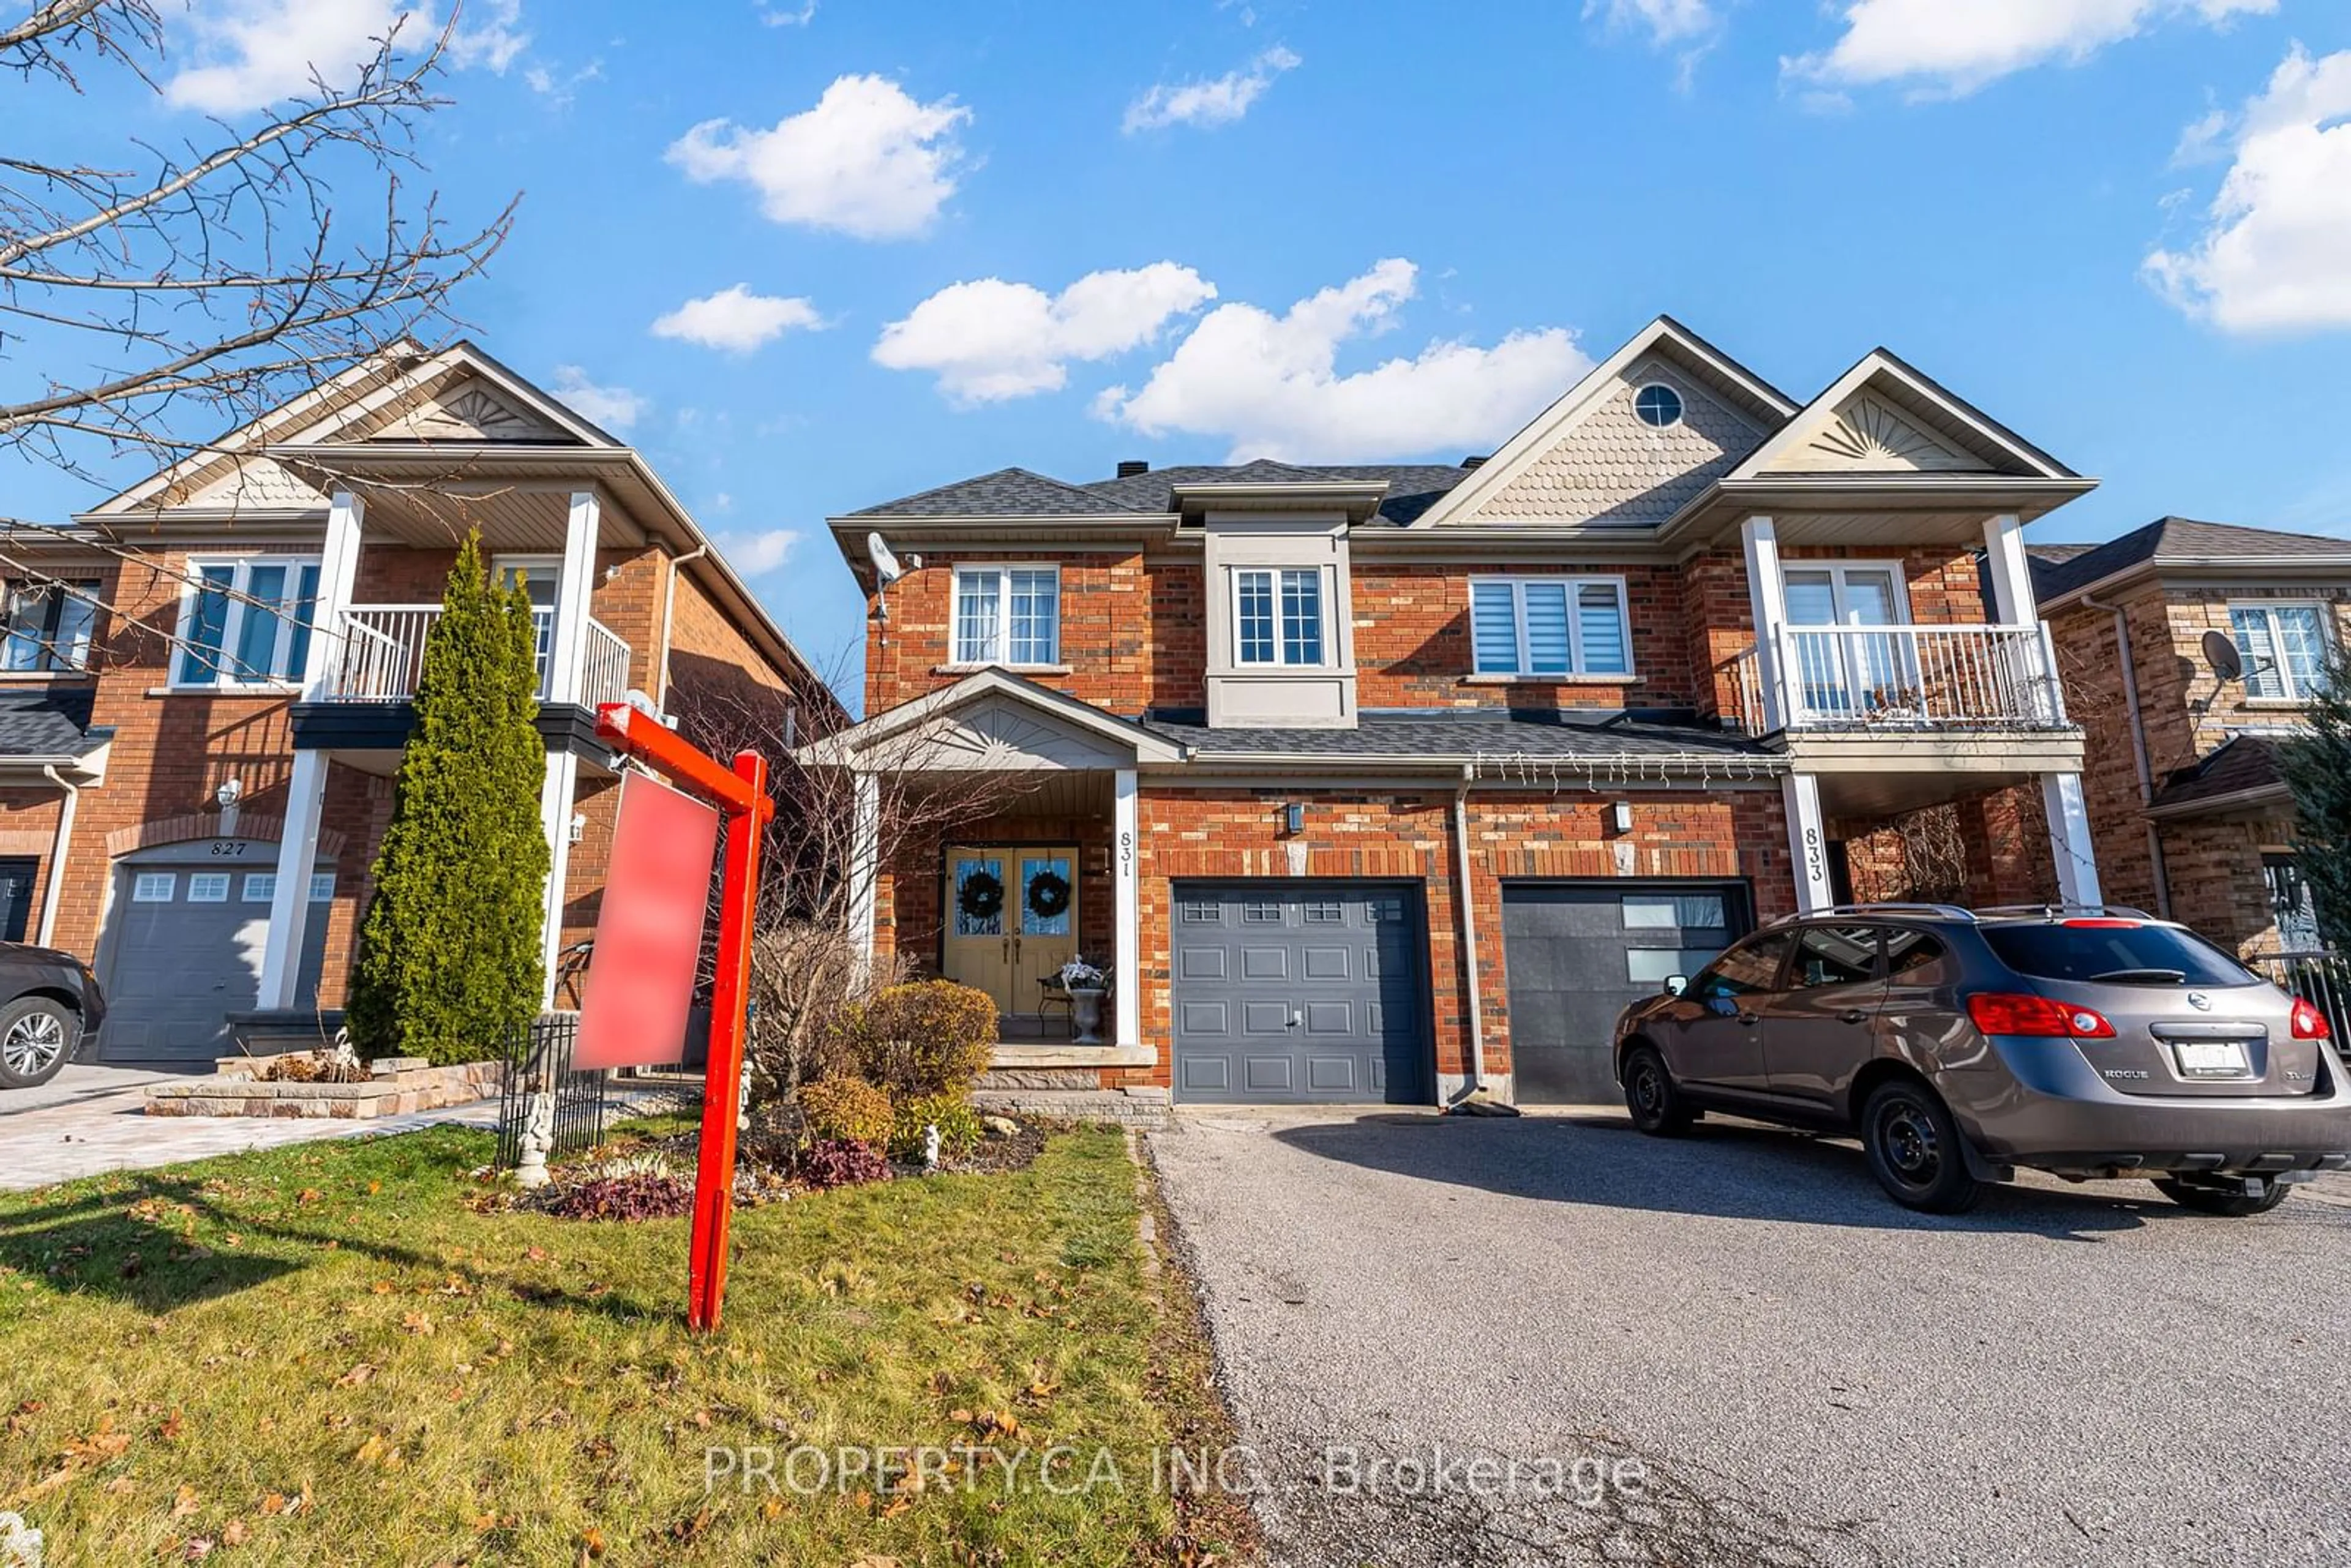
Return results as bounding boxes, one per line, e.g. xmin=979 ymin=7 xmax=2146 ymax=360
xmin=187 ymin=873 xmax=230 ymax=902
xmin=309 ymin=874 xmax=336 ymax=902
xmin=132 ymin=872 xmax=174 ymax=902
xmin=242 ymin=874 xmax=275 ymax=902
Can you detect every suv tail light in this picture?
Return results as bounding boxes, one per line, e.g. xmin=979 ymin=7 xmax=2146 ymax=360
xmin=1965 ymin=991 xmax=2116 ymax=1039
xmin=2292 ymin=997 xmax=2332 ymax=1041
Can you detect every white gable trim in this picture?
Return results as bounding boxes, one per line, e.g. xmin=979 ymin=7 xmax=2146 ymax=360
xmin=797 ymin=668 xmax=1187 ymax=770
xmin=1724 ymin=350 xmax=2072 ymax=483
xmin=1408 ymin=317 xmax=1799 ymax=531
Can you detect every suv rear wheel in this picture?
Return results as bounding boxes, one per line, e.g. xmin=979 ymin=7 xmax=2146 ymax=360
xmin=1621 ymin=1044 xmax=1693 ymax=1136
xmin=0 ymin=996 xmax=77 ymax=1089
xmin=2151 ymin=1177 xmax=2290 ymax=1217
xmin=1860 ymin=1079 xmax=1982 ymax=1214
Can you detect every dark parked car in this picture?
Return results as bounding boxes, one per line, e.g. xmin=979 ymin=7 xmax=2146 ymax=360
xmin=1613 ymin=904 xmax=2351 ymax=1215
xmin=0 ymin=944 xmax=106 ymax=1089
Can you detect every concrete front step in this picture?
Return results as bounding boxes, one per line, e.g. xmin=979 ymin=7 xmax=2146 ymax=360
xmin=973 ymin=1087 xmax=1171 ymax=1126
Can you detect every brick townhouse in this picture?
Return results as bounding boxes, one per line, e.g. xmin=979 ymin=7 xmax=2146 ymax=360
xmin=2033 ymin=517 xmax=2351 ymax=957
xmin=0 ymin=342 xmax=832 ymax=1063
xmin=801 ymin=316 xmax=2104 ymax=1106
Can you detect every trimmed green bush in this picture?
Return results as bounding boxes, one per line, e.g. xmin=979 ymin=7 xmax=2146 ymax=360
xmin=345 ymin=533 xmax=549 ymax=1065
xmin=797 ymin=1076 xmax=894 ymax=1147
xmin=839 ymin=980 xmax=997 ymax=1099
xmin=888 ymin=1092 xmax=983 ymax=1162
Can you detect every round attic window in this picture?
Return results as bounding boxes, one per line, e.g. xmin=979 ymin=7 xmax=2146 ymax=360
xmin=1633 ymin=383 xmax=1684 ymax=429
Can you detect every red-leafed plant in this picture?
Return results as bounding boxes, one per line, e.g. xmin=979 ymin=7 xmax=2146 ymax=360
xmin=798 ymin=1138 xmax=889 ymax=1191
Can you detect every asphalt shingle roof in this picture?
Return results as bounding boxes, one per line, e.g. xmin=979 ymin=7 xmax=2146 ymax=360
xmin=851 ymin=459 xmax=1481 ymax=527
xmin=0 ymin=687 xmax=103 ymax=758
xmin=1144 ymin=710 xmax=1774 ymax=766
xmin=2148 ymin=733 xmax=2290 ymax=816
xmin=2031 ymin=517 xmax=2351 ymax=603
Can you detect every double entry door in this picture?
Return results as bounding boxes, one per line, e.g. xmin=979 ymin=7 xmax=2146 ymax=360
xmin=1783 ymin=563 xmax=1913 ymax=719
xmin=943 ymin=845 xmax=1079 ymax=1024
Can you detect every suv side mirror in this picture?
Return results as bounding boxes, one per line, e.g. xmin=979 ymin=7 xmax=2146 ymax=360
xmin=1663 ymin=974 xmax=1689 ymax=997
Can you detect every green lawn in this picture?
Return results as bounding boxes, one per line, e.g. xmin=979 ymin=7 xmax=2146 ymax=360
xmin=0 ymin=1123 xmax=1242 ymax=1566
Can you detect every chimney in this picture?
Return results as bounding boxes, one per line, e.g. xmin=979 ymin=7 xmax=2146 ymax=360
xmin=1116 ymin=460 xmax=1150 ymax=478
xmin=1460 ymin=455 xmax=1488 ymax=470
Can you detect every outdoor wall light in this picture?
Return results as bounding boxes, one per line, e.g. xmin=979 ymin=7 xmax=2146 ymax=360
xmin=569 ymin=812 xmax=588 ymax=844
xmin=1283 ymin=802 xmax=1305 ymax=836
xmin=215 ymin=778 xmax=243 ymax=810
xmin=1609 ymin=800 xmax=1635 ymax=835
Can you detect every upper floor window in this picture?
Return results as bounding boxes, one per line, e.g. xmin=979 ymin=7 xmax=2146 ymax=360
xmin=1469 ymin=577 xmax=1631 ymax=677
xmin=2229 ymin=602 xmax=2330 ymax=702
xmin=1 ymin=580 xmax=99 ymax=673
xmin=1234 ymin=567 xmax=1325 ymax=667
xmin=174 ymin=557 xmax=321 ymax=688
xmin=953 ymin=565 xmax=1060 ymax=667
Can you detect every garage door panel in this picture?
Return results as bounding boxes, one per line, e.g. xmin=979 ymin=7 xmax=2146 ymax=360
xmin=1180 ymin=1057 xmax=1231 ymax=1092
xmin=1502 ymin=882 xmax=1746 ymax=1105
xmin=1171 ymin=882 xmax=1430 ymax=1105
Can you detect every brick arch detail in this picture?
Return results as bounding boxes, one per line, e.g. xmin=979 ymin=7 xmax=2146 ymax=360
xmin=104 ymin=811 xmax=349 ymax=861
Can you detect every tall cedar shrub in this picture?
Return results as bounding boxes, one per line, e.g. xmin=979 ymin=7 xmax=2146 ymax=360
xmin=2286 ymin=642 xmax=2351 ymax=953
xmin=345 ymin=535 xmax=550 ymax=1063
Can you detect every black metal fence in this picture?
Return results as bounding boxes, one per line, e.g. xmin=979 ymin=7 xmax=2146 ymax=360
xmin=496 ymin=1011 xmax=609 ymax=1169
xmin=2251 ymin=950 xmax=2351 ymax=1038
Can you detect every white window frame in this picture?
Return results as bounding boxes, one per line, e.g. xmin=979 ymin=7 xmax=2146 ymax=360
xmin=173 ymin=555 xmax=323 ymax=689
xmin=2228 ymin=601 xmax=2333 ymax=703
xmin=1231 ymin=565 xmax=1332 ymax=669
xmin=132 ymin=872 xmax=175 ymax=903
xmin=241 ymin=873 xmax=277 ymax=903
xmin=948 ymin=564 xmax=1062 ymax=668
xmin=309 ymin=872 xmax=337 ymax=902
xmin=1 ymin=579 xmax=100 ymax=673
xmin=186 ymin=872 xmax=231 ymax=903
xmin=1779 ymin=560 xmax=1914 ymax=628
xmin=1468 ymin=575 xmax=1635 ymax=678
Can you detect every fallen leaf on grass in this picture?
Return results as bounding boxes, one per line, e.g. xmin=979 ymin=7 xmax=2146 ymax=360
xmin=297 ymin=1189 xmax=323 ymax=1204
xmin=370 ymin=1281 xmax=393 ymax=1296
xmin=66 ymin=1414 xmax=132 ymax=1463
xmin=401 ymin=1311 xmax=435 ymax=1337
xmin=353 ymin=1433 xmax=404 ymax=1470
xmin=334 ymin=1363 xmax=377 ymax=1388
xmin=260 ymin=1493 xmax=288 ymax=1516
xmin=157 ymin=1409 xmax=184 ymax=1441
xmin=220 ymin=1520 xmax=249 ymax=1547
xmin=577 ymin=1525 xmax=606 ymax=1559
xmin=172 ymin=1483 xmax=200 ymax=1517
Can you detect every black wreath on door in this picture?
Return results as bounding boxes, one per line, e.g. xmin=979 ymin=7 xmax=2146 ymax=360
xmin=957 ymin=869 xmax=1005 ymax=922
xmin=1026 ymin=869 xmax=1071 ymax=920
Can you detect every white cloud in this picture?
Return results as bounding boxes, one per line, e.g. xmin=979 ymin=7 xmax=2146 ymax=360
xmin=652 ymin=285 xmax=824 ymax=353
xmin=165 ymin=0 xmax=408 ymax=113
xmin=450 ymin=0 xmax=528 ymax=72
xmin=1785 ymin=0 xmax=2276 ymax=98
xmin=873 ymin=263 xmax=1217 ymax=403
xmin=715 ymin=528 xmax=800 ymax=576
xmin=1123 ymin=45 xmax=1300 ymax=133
xmin=667 ymin=75 xmax=969 ymax=240
xmin=2145 ymin=47 xmax=2351 ymax=334
xmin=757 ymin=0 xmax=817 ymax=24
xmin=1099 ymin=259 xmax=1591 ymax=463
xmin=549 ymin=365 xmax=646 ymax=432
xmin=1585 ymin=0 xmax=1718 ymax=47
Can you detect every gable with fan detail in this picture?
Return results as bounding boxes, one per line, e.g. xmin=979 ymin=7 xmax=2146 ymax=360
xmin=1729 ymin=350 xmax=2074 ymax=483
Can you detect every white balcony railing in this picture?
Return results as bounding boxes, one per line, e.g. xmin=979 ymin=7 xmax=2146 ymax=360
xmin=1727 ymin=623 xmax=2068 ymax=735
xmin=326 ymin=604 xmax=631 ymax=707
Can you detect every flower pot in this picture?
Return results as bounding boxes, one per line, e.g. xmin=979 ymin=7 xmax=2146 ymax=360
xmin=1067 ymin=987 xmax=1108 ymax=1045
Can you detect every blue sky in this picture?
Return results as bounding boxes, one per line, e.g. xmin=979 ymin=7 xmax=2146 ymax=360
xmin=10 ymin=0 xmax=2351 ymax=689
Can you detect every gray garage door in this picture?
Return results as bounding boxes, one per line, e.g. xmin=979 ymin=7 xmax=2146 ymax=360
xmin=1171 ymin=882 xmax=1430 ymax=1105
xmin=98 ymin=846 xmax=332 ymax=1062
xmin=1501 ymin=881 xmax=1749 ymax=1104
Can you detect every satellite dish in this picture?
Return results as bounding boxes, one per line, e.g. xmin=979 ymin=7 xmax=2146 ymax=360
xmin=2201 ymin=629 xmax=2244 ymax=683
xmin=866 ymin=531 xmax=904 ymax=587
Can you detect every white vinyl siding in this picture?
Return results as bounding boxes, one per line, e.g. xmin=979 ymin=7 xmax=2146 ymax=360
xmin=1234 ymin=568 xmax=1325 ymax=667
xmin=2230 ymin=603 xmax=2330 ymax=702
xmin=952 ymin=566 xmax=1060 ymax=667
xmin=1469 ymin=577 xmax=1631 ymax=677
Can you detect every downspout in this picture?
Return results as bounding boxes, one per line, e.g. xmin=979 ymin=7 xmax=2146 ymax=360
xmin=1451 ymin=763 xmax=1486 ymax=1100
xmin=655 ymin=542 xmax=710 ymax=710
xmin=37 ymin=765 xmax=79 ymax=948
xmin=2082 ymin=589 xmax=2170 ymax=918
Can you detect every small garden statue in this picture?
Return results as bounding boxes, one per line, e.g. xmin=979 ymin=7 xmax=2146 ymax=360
xmin=514 ymin=1089 xmax=557 ymax=1190
xmin=923 ymin=1122 xmax=942 ymax=1172
xmin=1058 ymin=956 xmax=1110 ymax=1045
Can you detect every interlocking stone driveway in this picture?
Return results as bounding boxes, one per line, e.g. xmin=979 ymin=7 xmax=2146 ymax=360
xmin=1150 ymin=1107 xmax=2351 ymax=1568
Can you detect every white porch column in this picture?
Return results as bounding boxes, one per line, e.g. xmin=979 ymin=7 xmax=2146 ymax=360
xmin=1741 ymin=515 xmax=1791 ymax=731
xmin=2041 ymin=771 xmax=2103 ymax=907
xmin=1981 ymin=514 xmax=2034 ymax=623
xmin=544 ymin=490 xmax=599 ymax=705
xmin=301 ymin=488 xmax=365 ymax=699
xmin=1782 ymin=773 xmax=1834 ymax=914
xmin=846 ymin=770 xmax=880 ymax=970
xmin=1113 ymin=768 xmax=1139 ymax=1049
xmin=258 ymin=751 xmax=331 ymax=1008
xmin=537 ymin=752 xmax=579 ymax=1006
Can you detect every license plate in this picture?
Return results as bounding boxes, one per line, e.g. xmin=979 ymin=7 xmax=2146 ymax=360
xmin=2173 ymin=1039 xmax=2252 ymax=1079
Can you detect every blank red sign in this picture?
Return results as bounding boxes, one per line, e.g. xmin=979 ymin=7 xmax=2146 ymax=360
xmin=574 ymin=771 xmax=721 ymax=1070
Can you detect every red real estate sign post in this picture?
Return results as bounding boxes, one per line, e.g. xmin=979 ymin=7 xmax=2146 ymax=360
xmin=589 ymin=701 xmax=774 ymax=1334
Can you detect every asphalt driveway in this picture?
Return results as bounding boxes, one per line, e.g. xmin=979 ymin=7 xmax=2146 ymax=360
xmin=1149 ymin=1108 xmax=2351 ymax=1567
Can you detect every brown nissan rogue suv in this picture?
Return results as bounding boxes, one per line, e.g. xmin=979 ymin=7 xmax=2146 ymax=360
xmin=1612 ymin=904 xmax=2351 ymax=1214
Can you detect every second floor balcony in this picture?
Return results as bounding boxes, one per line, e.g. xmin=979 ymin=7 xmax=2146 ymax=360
xmin=324 ymin=603 xmax=632 ymax=707
xmin=1727 ymin=621 xmax=2069 ymax=737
